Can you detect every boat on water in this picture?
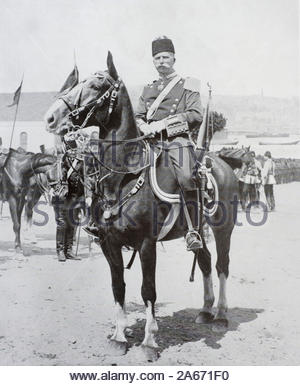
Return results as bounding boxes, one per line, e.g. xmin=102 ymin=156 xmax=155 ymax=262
xmin=259 ymin=140 xmax=300 ymax=145
xmin=211 ymin=140 xmax=239 ymax=146
xmin=246 ymin=133 xmax=290 ymax=138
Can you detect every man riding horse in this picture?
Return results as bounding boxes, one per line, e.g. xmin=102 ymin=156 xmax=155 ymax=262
xmin=135 ymin=36 xmax=203 ymax=251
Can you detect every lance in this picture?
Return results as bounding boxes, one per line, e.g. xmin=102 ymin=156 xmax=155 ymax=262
xmin=8 ymin=75 xmax=24 ymax=149
xmin=196 ymin=82 xmax=212 ymax=154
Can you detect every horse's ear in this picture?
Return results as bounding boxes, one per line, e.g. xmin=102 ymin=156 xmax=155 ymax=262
xmin=107 ymin=51 xmax=118 ymax=80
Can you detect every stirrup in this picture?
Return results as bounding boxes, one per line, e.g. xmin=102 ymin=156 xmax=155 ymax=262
xmin=185 ymin=230 xmax=203 ymax=251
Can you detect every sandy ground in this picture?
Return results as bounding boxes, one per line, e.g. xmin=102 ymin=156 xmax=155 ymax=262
xmin=0 ymin=182 xmax=299 ymax=366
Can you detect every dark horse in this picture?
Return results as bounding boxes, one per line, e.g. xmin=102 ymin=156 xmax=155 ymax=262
xmin=1 ymin=148 xmax=57 ymax=251
xmin=44 ymin=53 xmax=238 ymax=356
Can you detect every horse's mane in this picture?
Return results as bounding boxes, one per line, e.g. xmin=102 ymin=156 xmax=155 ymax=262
xmin=217 ymin=147 xmax=251 ymax=169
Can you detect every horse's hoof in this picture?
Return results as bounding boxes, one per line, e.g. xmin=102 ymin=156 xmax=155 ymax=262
xmin=22 ymin=245 xmax=32 ymax=256
xmin=141 ymin=345 xmax=160 ymax=362
xmin=15 ymin=246 xmax=22 ymax=254
xmin=107 ymin=339 xmax=128 ymax=356
xmin=212 ymin=318 xmax=228 ymax=332
xmin=195 ymin=311 xmax=214 ymax=324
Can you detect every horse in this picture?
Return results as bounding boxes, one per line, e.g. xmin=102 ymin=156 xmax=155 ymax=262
xmin=2 ymin=148 xmax=58 ymax=251
xmin=44 ymin=52 xmax=239 ymax=357
xmin=217 ymin=146 xmax=254 ymax=209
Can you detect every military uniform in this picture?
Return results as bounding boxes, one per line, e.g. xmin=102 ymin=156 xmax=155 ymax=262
xmin=262 ymin=154 xmax=276 ymax=211
xmin=52 ymin=150 xmax=85 ymax=261
xmin=135 ymin=73 xmax=203 ymax=190
xmin=134 ymin=36 xmax=204 ymax=251
xmin=52 ymin=130 xmax=93 ymax=261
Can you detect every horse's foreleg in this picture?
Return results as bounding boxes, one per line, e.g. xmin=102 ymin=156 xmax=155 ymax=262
xmin=23 ymin=188 xmax=40 ymax=243
xmin=195 ymin=244 xmax=215 ymax=323
xmin=101 ymin=240 xmax=128 ymax=350
xmin=139 ymin=239 xmax=158 ymax=349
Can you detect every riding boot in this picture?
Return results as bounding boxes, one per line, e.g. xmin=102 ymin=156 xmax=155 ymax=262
xmin=56 ymin=229 xmax=66 ymax=262
xmin=64 ymin=228 xmax=81 ymax=260
xmin=182 ymin=190 xmax=203 ymax=251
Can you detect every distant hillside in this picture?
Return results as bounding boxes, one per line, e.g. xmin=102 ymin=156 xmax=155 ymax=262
xmin=0 ymin=89 xmax=299 ymax=134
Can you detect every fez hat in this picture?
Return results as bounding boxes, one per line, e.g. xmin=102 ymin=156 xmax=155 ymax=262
xmin=152 ymin=36 xmax=175 ymax=57
xmin=264 ymin=151 xmax=271 ymax=158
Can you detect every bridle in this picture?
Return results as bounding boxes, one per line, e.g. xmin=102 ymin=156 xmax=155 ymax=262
xmin=58 ymin=72 xmax=121 ymax=131
xmin=56 ymin=71 xmax=153 ymax=219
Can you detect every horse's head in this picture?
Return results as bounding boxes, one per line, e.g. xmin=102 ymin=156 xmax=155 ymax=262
xmin=44 ymin=52 xmax=121 ymax=136
xmin=241 ymin=147 xmax=255 ymax=165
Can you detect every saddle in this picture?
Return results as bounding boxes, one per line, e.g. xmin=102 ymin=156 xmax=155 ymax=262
xmin=148 ymin=144 xmax=218 ymax=240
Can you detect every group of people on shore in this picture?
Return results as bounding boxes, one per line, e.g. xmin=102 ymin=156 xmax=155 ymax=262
xmin=236 ymin=150 xmax=276 ymax=212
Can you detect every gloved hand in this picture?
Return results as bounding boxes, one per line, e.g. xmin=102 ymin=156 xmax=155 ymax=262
xmin=140 ymin=120 xmax=166 ymax=135
xmin=140 ymin=123 xmax=155 ymax=136
xmin=149 ymin=119 xmax=166 ymax=133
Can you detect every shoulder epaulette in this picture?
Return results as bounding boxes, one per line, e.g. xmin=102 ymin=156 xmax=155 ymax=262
xmin=183 ymin=77 xmax=200 ymax=92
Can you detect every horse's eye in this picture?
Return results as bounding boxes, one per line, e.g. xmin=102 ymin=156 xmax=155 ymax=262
xmin=90 ymin=84 xmax=99 ymax=91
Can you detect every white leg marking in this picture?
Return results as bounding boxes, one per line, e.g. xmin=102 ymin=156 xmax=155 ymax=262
xmin=217 ymin=273 xmax=228 ymax=316
xmin=142 ymin=301 xmax=158 ymax=348
xmin=202 ymin=273 xmax=215 ymax=312
xmin=111 ymin=302 xmax=128 ymax=342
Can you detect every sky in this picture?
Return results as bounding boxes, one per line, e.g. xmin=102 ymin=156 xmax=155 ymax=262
xmin=0 ymin=0 xmax=299 ymax=97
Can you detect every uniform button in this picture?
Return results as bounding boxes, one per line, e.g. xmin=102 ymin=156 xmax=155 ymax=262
xmin=179 ymin=81 xmax=183 ymax=84
xmin=172 ymin=104 xmax=177 ymax=108
xmin=175 ymin=98 xmax=179 ymax=102
xmin=170 ymin=109 xmax=175 ymax=113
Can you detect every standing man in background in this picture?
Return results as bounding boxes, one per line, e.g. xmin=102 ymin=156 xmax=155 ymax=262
xmin=262 ymin=151 xmax=276 ymax=211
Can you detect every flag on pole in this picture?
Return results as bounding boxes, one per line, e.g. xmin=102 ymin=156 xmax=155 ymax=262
xmin=58 ymin=64 xmax=79 ymax=95
xmin=7 ymin=80 xmax=23 ymax=107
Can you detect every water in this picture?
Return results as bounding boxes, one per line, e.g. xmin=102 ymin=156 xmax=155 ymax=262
xmin=210 ymin=134 xmax=300 ymax=159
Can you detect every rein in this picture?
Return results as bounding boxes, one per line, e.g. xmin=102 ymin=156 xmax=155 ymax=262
xmin=86 ymin=142 xmax=150 ymax=176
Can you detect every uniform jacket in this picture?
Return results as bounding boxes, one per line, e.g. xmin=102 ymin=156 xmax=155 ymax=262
xmin=262 ymin=158 xmax=276 ymax=185
xmin=135 ymin=74 xmax=203 ymax=132
xmin=61 ymin=153 xmax=85 ymax=197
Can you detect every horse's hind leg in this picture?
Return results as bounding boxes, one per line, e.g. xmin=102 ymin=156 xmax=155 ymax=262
xmin=8 ymin=195 xmax=24 ymax=251
xmin=195 ymin=241 xmax=215 ymax=323
xmin=101 ymin=240 xmax=128 ymax=354
xmin=139 ymin=238 xmax=158 ymax=359
xmin=212 ymin=228 xmax=232 ymax=330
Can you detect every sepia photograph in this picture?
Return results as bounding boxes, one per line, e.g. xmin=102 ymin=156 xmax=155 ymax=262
xmin=0 ymin=0 xmax=299 ymax=380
